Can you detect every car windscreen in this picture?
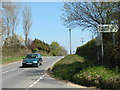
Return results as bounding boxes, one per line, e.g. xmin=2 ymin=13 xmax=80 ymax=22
xmin=25 ymin=54 xmax=38 ymax=59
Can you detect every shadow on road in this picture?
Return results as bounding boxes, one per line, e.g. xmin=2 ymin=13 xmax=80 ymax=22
xmin=24 ymin=69 xmax=46 ymax=76
xmin=19 ymin=66 xmax=46 ymax=76
xmin=19 ymin=65 xmax=41 ymax=68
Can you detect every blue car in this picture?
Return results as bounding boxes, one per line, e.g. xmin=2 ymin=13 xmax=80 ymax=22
xmin=22 ymin=53 xmax=43 ymax=67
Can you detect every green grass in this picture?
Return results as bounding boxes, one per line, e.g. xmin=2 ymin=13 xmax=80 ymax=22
xmin=56 ymin=54 xmax=85 ymax=64
xmin=41 ymin=54 xmax=52 ymax=56
xmin=1 ymin=56 xmax=24 ymax=64
xmin=51 ymin=54 xmax=120 ymax=89
xmin=52 ymin=54 xmax=86 ymax=80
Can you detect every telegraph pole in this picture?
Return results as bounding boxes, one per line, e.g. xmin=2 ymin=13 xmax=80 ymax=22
xmin=69 ymin=29 xmax=72 ymax=54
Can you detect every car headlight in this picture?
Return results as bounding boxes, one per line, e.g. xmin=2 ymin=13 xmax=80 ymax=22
xmin=33 ymin=61 xmax=37 ymax=63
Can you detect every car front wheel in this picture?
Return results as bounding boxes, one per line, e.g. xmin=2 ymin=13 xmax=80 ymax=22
xmin=22 ymin=64 xmax=26 ymax=67
xmin=36 ymin=63 xmax=40 ymax=67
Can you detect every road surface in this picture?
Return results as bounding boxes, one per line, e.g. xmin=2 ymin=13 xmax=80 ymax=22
xmin=2 ymin=56 xmax=91 ymax=90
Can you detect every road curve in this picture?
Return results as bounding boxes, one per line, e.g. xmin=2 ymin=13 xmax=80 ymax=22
xmin=2 ymin=56 xmax=91 ymax=89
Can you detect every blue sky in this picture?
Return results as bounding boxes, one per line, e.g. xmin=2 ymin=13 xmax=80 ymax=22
xmin=16 ymin=2 xmax=92 ymax=54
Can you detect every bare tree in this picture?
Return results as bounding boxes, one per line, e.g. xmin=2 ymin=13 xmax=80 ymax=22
xmin=2 ymin=2 xmax=12 ymax=38
xmin=2 ymin=2 xmax=20 ymax=45
xmin=10 ymin=3 xmax=19 ymax=37
xmin=0 ymin=2 xmax=3 ymax=46
xmin=23 ymin=5 xmax=32 ymax=46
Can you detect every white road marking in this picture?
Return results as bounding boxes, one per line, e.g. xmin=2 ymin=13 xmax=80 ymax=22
xmin=2 ymin=68 xmax=18 ymax=74
xmin=25 ymin=73 xmax=46 ymax=90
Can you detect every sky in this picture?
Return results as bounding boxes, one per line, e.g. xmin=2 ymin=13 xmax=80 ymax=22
xmin=16 ymin=2 xmax=93 ymax=54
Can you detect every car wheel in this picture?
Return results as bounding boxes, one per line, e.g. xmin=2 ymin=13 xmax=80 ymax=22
xmin=22 ymin=64 xmax=26 ymax=67
xmin=36 ymin=63 xmax=39 ymax=67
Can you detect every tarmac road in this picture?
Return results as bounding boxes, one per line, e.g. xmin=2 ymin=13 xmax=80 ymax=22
xmin=2 ymin=56 xmax=92 ymax=90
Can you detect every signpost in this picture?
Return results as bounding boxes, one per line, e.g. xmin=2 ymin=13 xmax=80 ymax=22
xmin=96 ymin=24 xmax=118 ymax=64
xmin=95 ymin=33 xmax=103 ymax=64
xmin=95 ymin=33 xmax=102 ymax=46
xmin=98 ymin=24 xmax=118 ymax=33
xmin=98 ymin=24 xmax=118 ymax=46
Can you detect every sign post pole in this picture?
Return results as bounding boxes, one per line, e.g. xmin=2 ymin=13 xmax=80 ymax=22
xmin=96 ymin=32 xmax=103 ymax=64
xmin=113 ymin=33 xmax=115 ymax=46
xmin=100 ymin=32 xmax=104 ymax=64
xmin=97 ymin=24 xmax=118 ymax=65
xmin=101 ymin=39 xmax=104 ymax=64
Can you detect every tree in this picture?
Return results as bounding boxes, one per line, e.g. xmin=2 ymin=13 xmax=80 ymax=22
xmin=4 ymin=34 xmax=24 ymax=47
xmin=2 ymin=2 xmax=20 ymax=45
xmin=23 ymin=4 xmax=32 ymax=46
xmin=50 ymin=42 xmax=67 ymax=56
xmin=28 ymin=39 xmax=51 ymax=54
xmin=56 ymin=46 xmax=67 ymax=56
xmin=50 ymin=42 xmax=60 ymax=50
xmin=26 ymin=38 xmax=32 ymax=46
xmin=0 ymin=2 xmax=3 ymax=45
xmin=116 ymin=2 xmax=120 ymax=45
xmin=0 ymin=2 xmax=2 ymax=59
xmin=28 ymin=40 xmax=37 ymax=50
xmin=10 ymin=3 xmax=20 ymax=37
xmin=2 ymin=2 xmax=12 ymax=38
xmin=63 ymin=2 xmax=120 ymax=69
xmin=62 ymin=2 xmax=119 ymax=33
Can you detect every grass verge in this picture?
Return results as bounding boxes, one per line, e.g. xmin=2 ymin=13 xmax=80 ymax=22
xmin=1 ymin=56 xmax=24 ymax=65
xmin=51 ymin=54 xmax=120 ymax=89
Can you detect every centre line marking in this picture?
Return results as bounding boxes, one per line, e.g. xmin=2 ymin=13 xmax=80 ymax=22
xmin=25 ymin=73 xmax=46 ymax=90
xmin=2 ymin=68 xmax=18 ymax=74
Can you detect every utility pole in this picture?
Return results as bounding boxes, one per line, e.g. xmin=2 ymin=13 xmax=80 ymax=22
xmin=69 ymin=29 xmax=72 ymax=54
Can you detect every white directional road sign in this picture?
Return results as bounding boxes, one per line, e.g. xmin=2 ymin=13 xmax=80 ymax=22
xmin=98 ymin=24 xmax=118 ymax=33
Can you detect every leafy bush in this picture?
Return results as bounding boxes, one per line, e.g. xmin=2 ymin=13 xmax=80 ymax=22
xmin=72 ymin=66 xmax=120 ymax=89
xmin=28 ymin=39 xmax=51 ymax=54
xmin=101 ymin=76 xmax=120 ymax=89
xmin=104 ymin=42 xmax=120 ymax=70
xmin=76 ymin=38 xmax=120 ymax=70
xmin=76 ymin=39 xmax=97 ymax=62
xmin=50 ymin=42 xmax=67 ymax=56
